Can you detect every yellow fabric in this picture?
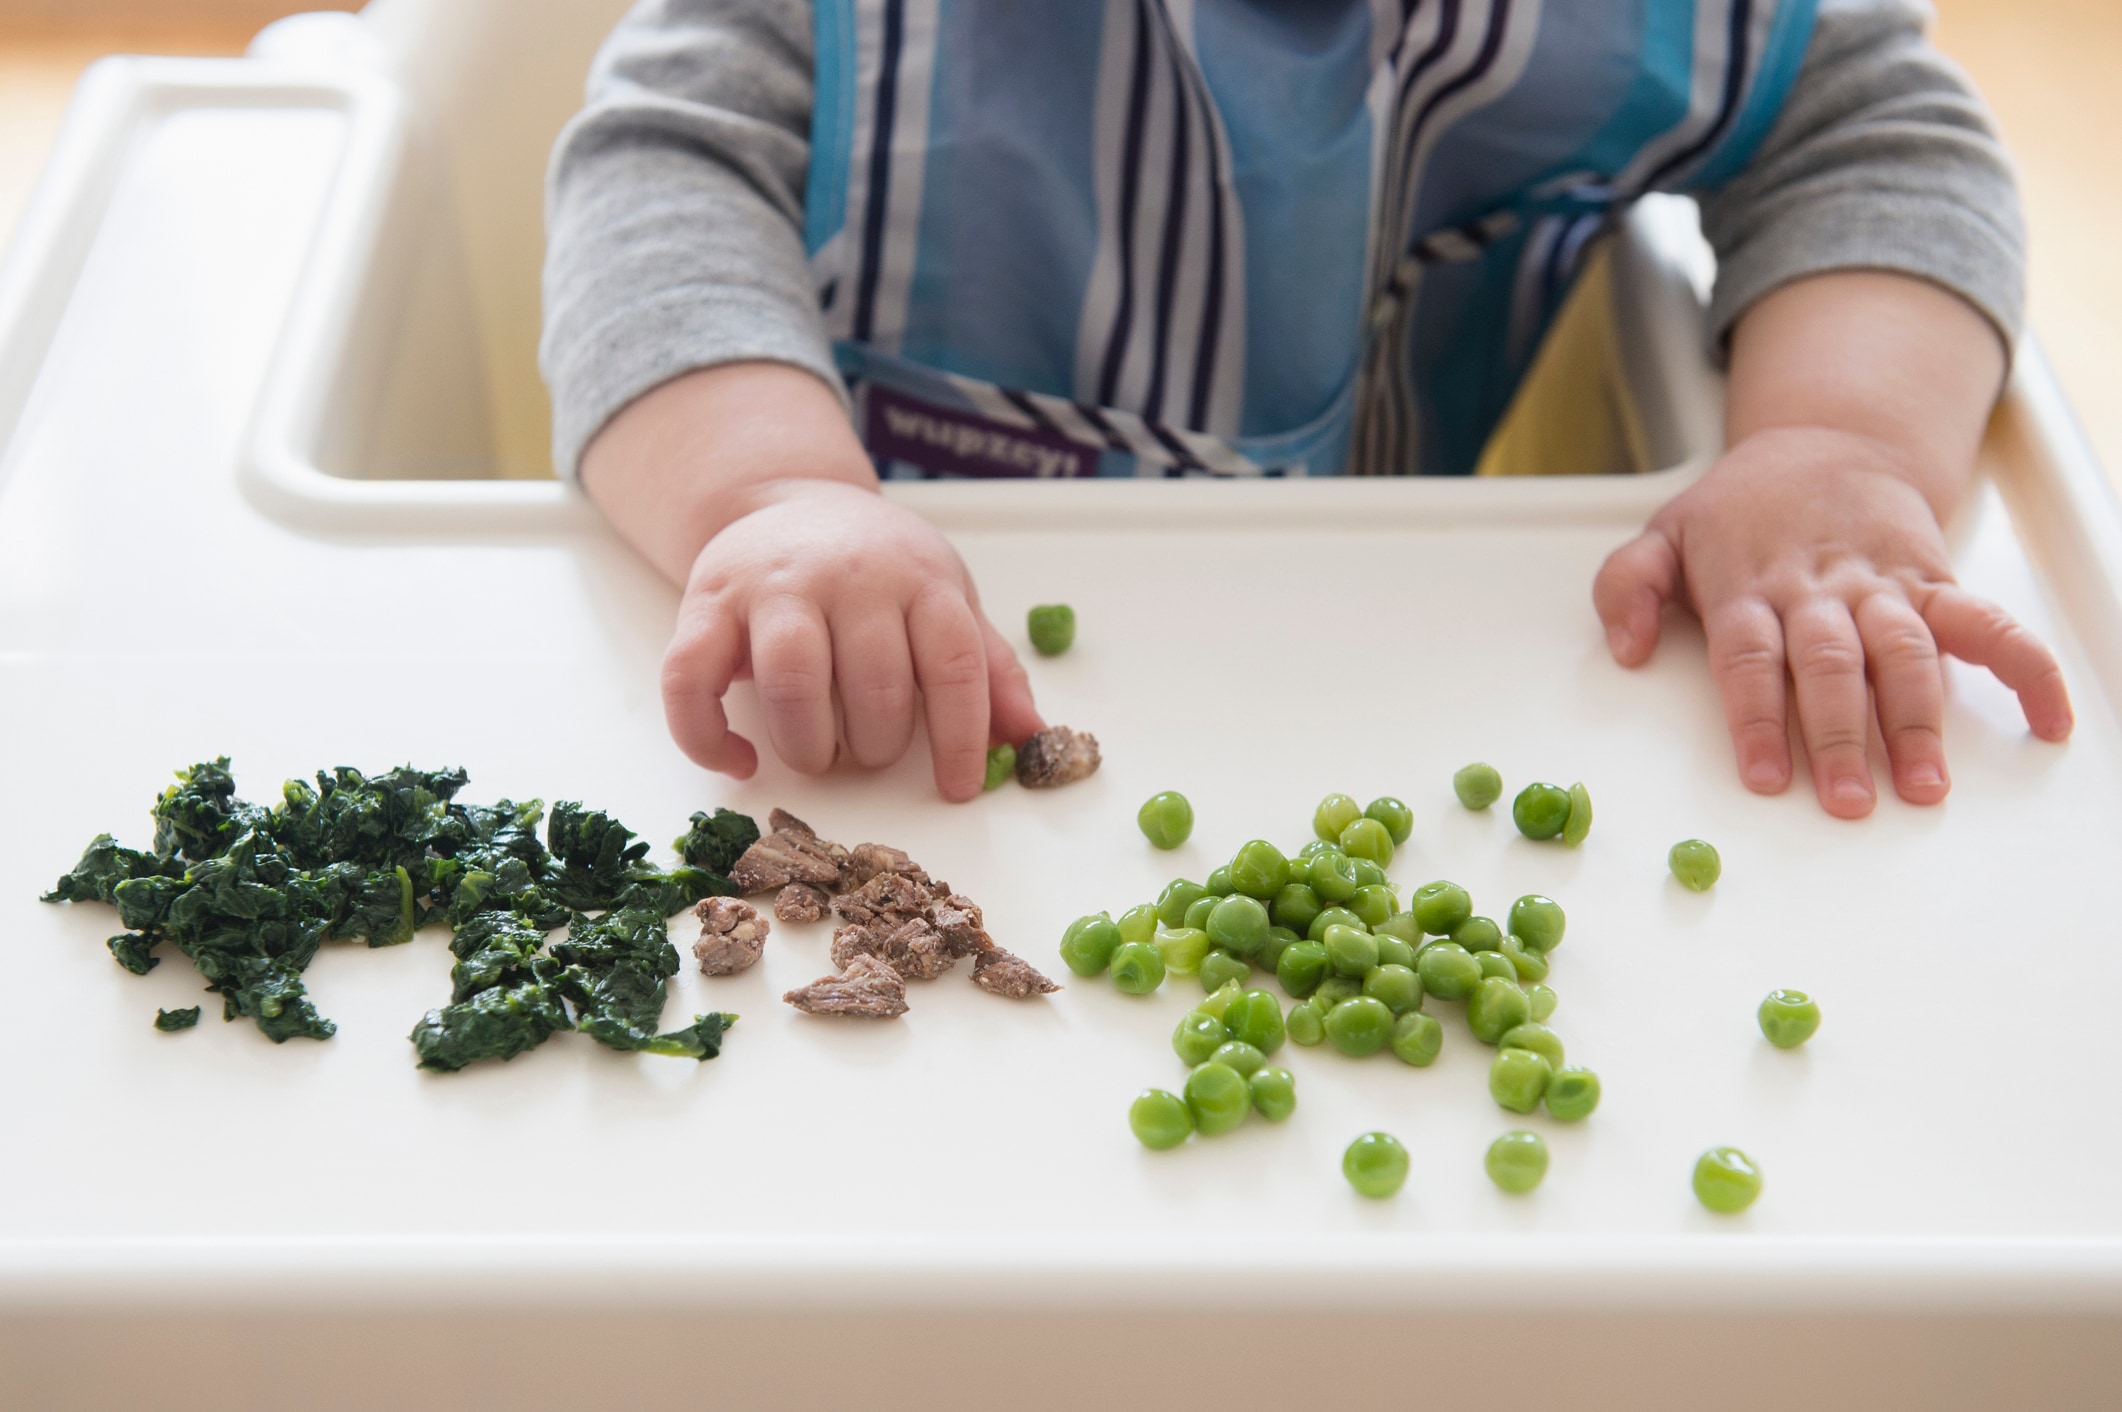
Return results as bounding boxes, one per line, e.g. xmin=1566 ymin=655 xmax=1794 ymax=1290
xmin=1475 ymin=244 xmax=1639 ymax=478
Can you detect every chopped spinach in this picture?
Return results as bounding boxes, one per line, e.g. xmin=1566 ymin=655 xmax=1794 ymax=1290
xmin=155 ymin=1006 xmax=201 ymax=1031
xmin=45 ymin=758 xmax=749 ymax=1071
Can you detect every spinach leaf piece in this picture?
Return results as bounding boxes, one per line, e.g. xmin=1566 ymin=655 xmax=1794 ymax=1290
xmin=676 ymin=808 xmax=760 ymax=875
xmin=409 ymin=979 xmax=571 ymax=1072
xmin=107 ymin=933 xmax=160 ymax=975
xmin=642 ymin=1011 xmax=737 ymax=1061
xmin=155 ymin=1006 xmax=201 ymax=1031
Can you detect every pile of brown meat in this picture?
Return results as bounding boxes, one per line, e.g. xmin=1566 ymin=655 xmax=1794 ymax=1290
xmin=699 ymin=808 xmax=1058 ymax=1018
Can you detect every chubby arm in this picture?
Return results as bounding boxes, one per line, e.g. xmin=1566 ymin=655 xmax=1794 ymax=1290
xmin=1594 ymin=271 xmax=2072 ymax=816
xmin=584 ymin=363 xmax=1044 ymax=801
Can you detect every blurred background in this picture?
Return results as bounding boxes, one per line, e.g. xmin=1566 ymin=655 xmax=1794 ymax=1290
xmin=0 ymin=0 xmax=2113 ymax=486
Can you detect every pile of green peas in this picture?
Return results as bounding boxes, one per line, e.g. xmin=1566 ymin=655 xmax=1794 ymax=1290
xmin=1088 ymin=788 xmax=1604 ymax=1162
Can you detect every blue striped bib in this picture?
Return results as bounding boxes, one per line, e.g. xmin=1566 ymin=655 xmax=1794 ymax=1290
xmin=804 ymin=0 xmax=1816 ymax=477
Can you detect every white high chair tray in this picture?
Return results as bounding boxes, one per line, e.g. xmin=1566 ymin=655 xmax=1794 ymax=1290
xmin=0 ymin=31 xmax=2118 ymax=1412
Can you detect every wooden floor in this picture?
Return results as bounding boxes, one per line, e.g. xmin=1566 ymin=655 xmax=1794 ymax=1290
xmin=0 ymin=2 xmax=2115 ymax=487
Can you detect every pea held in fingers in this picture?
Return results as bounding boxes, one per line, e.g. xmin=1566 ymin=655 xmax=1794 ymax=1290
xmin=1758 ymin=989 xmax=1821 ymax=1048
xmin=1137 ymin=791 xmax=1194 ymax=849
xmin=1026 ymin=603 xmax=1076 ymax=656
xmin=983 ymin=744 xmax=1016 ymax=791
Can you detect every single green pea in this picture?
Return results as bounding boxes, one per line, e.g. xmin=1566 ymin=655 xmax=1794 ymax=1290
xmin=1026 ymin=603 xmax=1075 ymax=655
xmin=1349 ymin=857 xmax=1389 ymax=890
xmin=1513 ymin=782 xmax=1572 ymax=840
xmin=1364 ymin=796 xmax=1414 ymax=846
xmin=1507 ymin=894 xmax=1566 ymax=953
xmin=1185 ymin=1062 xmax=1251 ymax=1136
xmin=1182 ymin=895 xmax=1218 ymax=932
xmin=1210 ymin=1040 xmax=1267 ymax=1077
xmin=1498 ymin=1022 xmax=1564 ymax=1067
xmin=1693 ymin=1146 xmax=1763 ymax=1214
xmin=1306 ymin=906 xmax=1365 ymax=942
xmin=1225 ymin=989 xmax=1287 ymax=1054
xmin=1372 ymin=913 xmax=1420 ymax=946
xmin=1476 ymin=951 xmax=1516 ymax=982
xmin=1669 ymin=838 xmax=1722 ymax=891
xmin=1059 ymin=913 xmax=1121 ymax=977
xmin=1528 ymin=984 xmax=1558 ymax=1023
xmin=1173 ymin=1010 xmax=1230 ymax=1066
xmin=1415 ymin=942 xmax=1482 ymax=1002
xmin=1153 ymin=925 xmax=1212 ymax=977
xmin=1249 ymin=1066 xmax=1297 ymax=1122
xmin=1271 ymin=882 xmax=1324 ymax=937
xmin=1258 ymin=926 xmax=1299 ymax=973
xmin=1204 ymin=865 xmax=1234 ymax=897
xmin=1109 ymin=941 xmax=1167 ymax=995
xmin=1374 ymin=934 xmax=1417 ymax=970
xmin=1363 ymin=963 xmax=1422 ymax=1015
xmin=1339 ymin=817 xmax=1395 ymax=867
xmin=1544 ymin=1065 xmax=1601 ymax=1120
xmin=1129 ymin=1089 xmax=1193 ymax=1150
xmin=1323 ymin=923 xmax=1380 ymax=978
xmin=1196 ymin=979 xmax=1242 ymax=1020
xmin=1454 ymin=762 xmax=1504 ymax=810
xmin=1294 ymin=838 xmax=1336 ymax=862
xmin=1276 ymin=939 xmax=1331 ymax=998
xmin=1156 ymin=880 xmax=1209 ymax=928
xmin=1347 ymin=884 xmax=1398 ymax=929
xmin=1343 ymin=1132 xmax=1410 ymax=1198
xmin=1324 ymin=995 xmax=1395 ymax=1057
xmin=1389 ymin=1010 xmax=1444 ymax=1067
xmin=1229 ymin=839 xmax=1291 ymax=899
xmin=1206 ymin=894 xmax=1272 ymax=957
xmin=1489 ymin=1047 xmax=1554 ymax=1113
xmin=1453 ymin=916 xmax=1502 ymax=952
xmin=1485 ymin=1131 xmax=1549 ymax=1193
xmin=1137 ymin=791 xmax=1194 ymax=849
xmin=1314 ymin=975 xmax=1363 ymax=1010
xmin=984 ymin=744 xmax=1017 ymax=791
xmin=1286 ymin=998 xmax=1328 ymax=1047
xmin=1307 ymin=850 xmax=1360 ymax=903
xmin=1758 ymin=989 xmax=1821 ymax=1048
xmin=1196 ymin=947 xmax=1251 ymax=994
xmin=1116 ymin=904 xmax=1160 ymax=947
xmin=1499 ymin=934 xmax=1549 ymax=983
xmin=1411 ymin=881 xmax=1472 ymax=936
xmin=1468 ymin=976 xmax=1532 ymax=1044
xmin=1314 ymin=793 xmax=1363 ymax=842
xmin=1562 ymin=782 xmax=1593 ymax=847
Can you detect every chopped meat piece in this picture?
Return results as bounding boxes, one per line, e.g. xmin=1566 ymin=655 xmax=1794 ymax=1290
xmin=774 ymin=882 xmax=831 ymax=924
xmin=1015 ymin=726 xmax=1101 ymax=788
xmin=731 ymin=819 xmax=846 ymax=893
xmin=692 ymin=896 xmax=770 ymax=976
xmin=832 ymin=871 xmax=935 ymax=929
xmin=972 ymin=947 xmax=1061 ymax=998
xmin=769 ymin=808 xmax=814 ymax=837
xmin=831 ymin=918 xmax=959 ymax=981
xmin=784 ymin=953 xmax=908 ymax=1019
xmin=928 ymin=893 xmax=994 ymax=958
xmin=840 ymin=841 xmax=931 ymax=890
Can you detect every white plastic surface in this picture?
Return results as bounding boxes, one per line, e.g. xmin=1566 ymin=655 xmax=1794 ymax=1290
xmin=3 ymin=14 xmax=2122 ymax=1411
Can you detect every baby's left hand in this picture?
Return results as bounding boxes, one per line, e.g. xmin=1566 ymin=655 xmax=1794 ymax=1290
xmin=1592 ymin=425 xmax=2074 ymax=817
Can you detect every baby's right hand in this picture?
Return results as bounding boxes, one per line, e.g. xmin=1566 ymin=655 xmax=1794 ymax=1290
xmin=661 ymin=478 xmax=1044 ymax=801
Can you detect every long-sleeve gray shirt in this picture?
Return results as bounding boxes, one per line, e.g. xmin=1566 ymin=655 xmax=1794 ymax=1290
xmin=541 ymin=0 xmax=2024 ymax=481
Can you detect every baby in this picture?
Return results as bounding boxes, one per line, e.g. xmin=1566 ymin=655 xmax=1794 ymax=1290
xmin=542 ymin=0 xmax=2073 ymax=812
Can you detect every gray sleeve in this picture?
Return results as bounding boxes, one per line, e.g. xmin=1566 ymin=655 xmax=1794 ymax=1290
xmin=1698 ymin=0 xmax=2025 ymax=355
xmin=540 ymin=0 xmax=833 ymax=483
